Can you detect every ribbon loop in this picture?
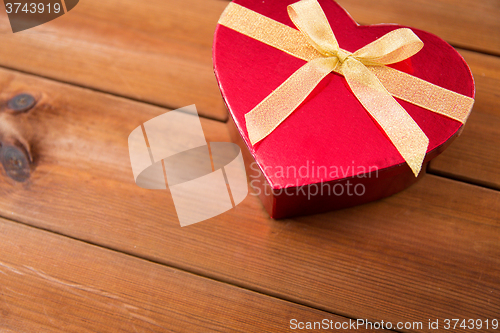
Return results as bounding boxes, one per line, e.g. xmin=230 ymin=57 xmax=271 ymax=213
xmin=352 ymin=28 xmax=424 ymax=65
xmin=288 ymin=0 xmax=339 ymax=56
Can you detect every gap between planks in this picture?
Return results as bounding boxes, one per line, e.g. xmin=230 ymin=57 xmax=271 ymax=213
xmin=0 ymin=213 xmax=400 ymax=333
xmin=0 ymin=63 xmax=227 ymax=124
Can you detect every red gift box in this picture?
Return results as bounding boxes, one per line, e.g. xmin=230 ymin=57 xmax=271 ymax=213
xmin=213 ymin=0 xmax=474 ymax=218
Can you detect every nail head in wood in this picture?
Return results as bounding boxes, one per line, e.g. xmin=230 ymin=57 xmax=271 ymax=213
xmin=7 ymin=94 xmax=36 ymax=113
xmin=0 ymin=144 xmax=30 ymax=182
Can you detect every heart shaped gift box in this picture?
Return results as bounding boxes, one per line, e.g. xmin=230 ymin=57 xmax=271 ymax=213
xmin=213 ymin=0 xmax=474 ymax=219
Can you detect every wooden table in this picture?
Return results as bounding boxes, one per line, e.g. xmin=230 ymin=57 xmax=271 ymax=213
xmin=0 ymin=0 xmax=498 ymax=331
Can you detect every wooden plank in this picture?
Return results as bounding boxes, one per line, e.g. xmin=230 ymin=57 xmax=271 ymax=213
xmin=0 ymin=0 xmax=227 ymax=120
xmin=0 ymin=67 xmax=499 ymax=331
xmin=335 ymin=0 xmax=500 ymax=55
xmin=429 ymin=49 xmax=500 ymax=189
xmin=0 ymin=218 xmax=362 ymax=332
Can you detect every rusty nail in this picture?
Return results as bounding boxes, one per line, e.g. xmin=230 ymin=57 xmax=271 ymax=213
xmin=7 ymin=93 xmax=36 ymax=113
xmin=0 ymin=144 xmax=30 ymax=182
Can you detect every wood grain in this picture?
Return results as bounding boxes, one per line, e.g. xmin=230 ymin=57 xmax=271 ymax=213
xmin=0 ymin=218 xmax=364 ymax=332
xmin=0 ymin=0 xmax=228 ymax=120
xmin=0 ymin=67 xmax=498 ymax=332
xmin=429 ymin=49 xmax=500 ymax=189
xmin=335 ymin=0 xmax=500 ymax=55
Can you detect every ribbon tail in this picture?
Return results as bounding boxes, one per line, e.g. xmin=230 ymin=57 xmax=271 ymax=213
xmin=343 ymin=58 xmax=429 ymax=176
xmin=245 ymin=57 xmax=337 ymax=145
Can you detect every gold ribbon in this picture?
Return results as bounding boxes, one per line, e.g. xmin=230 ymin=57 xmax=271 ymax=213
xmin=218 ymin=0 xmax=474 ymax=176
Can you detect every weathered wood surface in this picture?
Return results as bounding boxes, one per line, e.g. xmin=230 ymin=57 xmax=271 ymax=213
xmin=0 ymin=0 xmax=499 ymax=331
xmin=0 ymin=0 xmax=227 ymax=120
xmin=0 ymin=217 xmax=364 ymax=332
xmin=429 ymin=49 xmax=500 ymax=189
xmin=0 ymin=68 xmax=498 ymax=332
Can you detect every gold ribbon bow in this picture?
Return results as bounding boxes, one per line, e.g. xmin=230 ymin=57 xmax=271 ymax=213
xmin=218 ymin=0 xmax=474 ymax=176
